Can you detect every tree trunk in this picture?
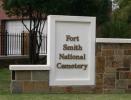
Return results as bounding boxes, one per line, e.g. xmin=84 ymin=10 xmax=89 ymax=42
xmin=29 ymin=30 xmax=38 ymax=64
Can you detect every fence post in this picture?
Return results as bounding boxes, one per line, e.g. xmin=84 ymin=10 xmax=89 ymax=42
xmin=21 ymin=32 xmax=24 ymax=55
xmin=7 ymin=32 xmax=9 ymax=55
xmin=21 ymin=31 xmax=29 ymax=55
xmin=4 ymin=30 xmax=7 ymax=55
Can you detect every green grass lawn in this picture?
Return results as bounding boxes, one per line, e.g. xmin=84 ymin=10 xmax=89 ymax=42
xmin=0 ymin=68 xmax=131 ymax=100
xmin=0 ymin=94 xmax=131 ymax=100
xmin=0 ymin=68 xmax=10 ymax=94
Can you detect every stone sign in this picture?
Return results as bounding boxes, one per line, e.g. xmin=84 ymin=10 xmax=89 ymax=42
xmin=48 ymin=15 xmax=96 ymax=86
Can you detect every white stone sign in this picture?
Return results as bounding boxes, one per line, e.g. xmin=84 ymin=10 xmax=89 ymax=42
xmin=48 ymin=15 xmax=96 ymax=86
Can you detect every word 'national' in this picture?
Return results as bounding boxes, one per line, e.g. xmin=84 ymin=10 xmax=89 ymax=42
xmin=59 ymin=53 xmax=86 ymax=60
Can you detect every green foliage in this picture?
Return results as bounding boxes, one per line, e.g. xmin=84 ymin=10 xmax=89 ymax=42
xmin=100 ymin=20 xmax=131 ymax=38
xmin=3 ymin=0 xmax=111 ymax=25
xmin=100 ymin=0 xmax=131 ymax=38
xmin=3 ymin=0 xmax=64 ymax=17
xmin=69 ymin=0 xmax=112 ymax=25
xmin=97 ymin=0 xmax=111 ymax=25
xmin=113 ymin=0 xmax=131 ymax=23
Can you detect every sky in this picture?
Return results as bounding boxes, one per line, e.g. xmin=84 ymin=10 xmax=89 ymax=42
xmin=111 ymin=0 xmax=119 ymax=11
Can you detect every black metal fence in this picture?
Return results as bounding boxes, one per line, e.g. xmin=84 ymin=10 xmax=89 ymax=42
xmin=0 ymin=32 xmax=47 ymax=56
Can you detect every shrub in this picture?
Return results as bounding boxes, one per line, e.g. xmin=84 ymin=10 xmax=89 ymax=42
xmin=100 ymin=20 xmax=131 ymax=38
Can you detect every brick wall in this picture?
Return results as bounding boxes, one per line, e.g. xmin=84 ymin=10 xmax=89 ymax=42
xmin=11 ymin=43 xmax=131 ymax=93
xmin=96 ymin=43 xmax=131 ymax=93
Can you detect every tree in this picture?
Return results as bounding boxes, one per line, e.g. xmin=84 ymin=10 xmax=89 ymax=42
xmin=100 ymin=0 xmax=131 ymax=38
xmin=2 ymin=0 xmax=70 ymax=64
xmin=2 ymin=0 xmax=111 ymax=63
xmin=69 ymin=0 xmax=111 ymax=25
xmin=100 ymin=20 xmax=131 ymax=38
xmin=113 ymin=0 xmax=131 ymax=23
